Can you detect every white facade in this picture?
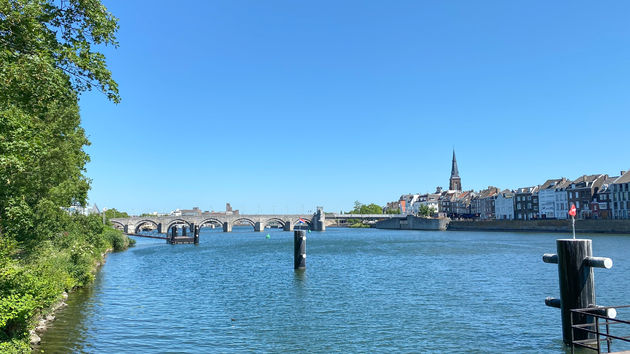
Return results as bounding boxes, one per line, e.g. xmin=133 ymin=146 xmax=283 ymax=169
xmin=538 ymin=188 xmax=557 ymax=219
xmin=554 ymin=189 xmax=569 ymax=220
xmin=399 ymin=194 xmax=420 ymax=215
xmin=495 ymin=193 xmax=514 ymax=220
xmin=611 ymin=172 xmax=630 ymax=219
xmin=67 ymin=204 xmax=100 ymax=216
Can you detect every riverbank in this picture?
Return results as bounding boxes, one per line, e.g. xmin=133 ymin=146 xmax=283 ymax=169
xmin=28 ymin=248 xmax=115 ymax=349
xmin=0 ymin=214 xmax=133 ymax=353
xmin=447 ymin=219 xmax=630 ymax=234
xmin=373 ymin=215 xmax=449 ymax=230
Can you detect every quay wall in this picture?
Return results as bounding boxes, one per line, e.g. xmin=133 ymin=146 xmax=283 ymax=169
xmin=373 ymin=216 xmax=449 ymax=231
xmin=447 ymin=219 xmax=630 ymax=234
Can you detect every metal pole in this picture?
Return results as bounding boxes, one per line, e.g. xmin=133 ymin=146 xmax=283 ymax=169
xmin=605 ymin=318 xmax=611 ymax=353
xmin=572 ymin=216 xmax=576 ymax=239
xmin=595 ymin=317 xmax=600 ymax=353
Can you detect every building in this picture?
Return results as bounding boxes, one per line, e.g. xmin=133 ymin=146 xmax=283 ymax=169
xmin=611 ymin=170 xmax=630 ymax=219
xmin=453 ymin=191 xmax=474 ymax=218
xmin=449 ymin=150 xmax=462 ymax=191
xmin=592 ymin=175 xmax=618 ymax=219
xmin=181 ymin=207 xmax=202 ymax=216
xmin=471 ymin=186 xmax=500 ymax=220
xmin=495 ymin=190 xmax=515 ymax=220
xmin=514 ymin=186 xmax=539 ymax=220
xmin=438 ymin=190 xmax=460 ymax=218
xmin=383 ymin=201 xmax=401 ymax=214
xmin=418 ymin=191 xmax=441 ymax=215
xmin=553 ymin=179 xmax=572 ymax=220
xmin=566 ymin=174 xmax=607 ymax=219
xmin=67 ymin=203 xmax=100 ymax=216
xmin=171 ymin=203 xmax=240 ymax=217
xmin=538 ymin=178 xmax=567 ymax=219
xmin=399 ymin=194 xmax=420 ymax=215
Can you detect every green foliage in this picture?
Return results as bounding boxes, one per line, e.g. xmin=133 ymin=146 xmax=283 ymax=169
xmin=0 ymin=338 xmax=30 ymax=353
xmin=348 ymin=201 xmax=384 ymax=215
xmin=385 ymin=208 xmax=401 ymax=214
xmin=0 ymin=0 xmax=120 ymax=102
xmin=103 ymin=228 xmax=130 ymax=251
xmin=0 ymin=1 xmax=121 ymax=348
xmin=418 ymin=204 xmax=437 ymax=217
xmin=0 ymin=219 xmax=131 ymax=346
xmin=104 ymin=208 xmax=129 ymax=219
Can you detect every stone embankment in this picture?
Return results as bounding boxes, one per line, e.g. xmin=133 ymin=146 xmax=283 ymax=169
xmin=373 ymin=216 xmax=449 ymax=230
xmin=448 ymin=219 xmax=630 ymax=234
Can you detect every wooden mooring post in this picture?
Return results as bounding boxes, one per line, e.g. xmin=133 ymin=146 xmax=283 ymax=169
xmin=543 ymin=239 xmax=613 ymax=345
xmin=294 ymin=230 xmax=306 ymax=270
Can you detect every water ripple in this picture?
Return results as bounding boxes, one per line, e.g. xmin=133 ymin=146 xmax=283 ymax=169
xmin=38 ymin=229 xmax=630 ymax=353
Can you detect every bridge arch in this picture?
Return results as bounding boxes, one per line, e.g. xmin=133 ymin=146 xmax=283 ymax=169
xmin=198 ymin=218 xmax=224 ymax=229
xmin=232 ymin=217 xmax=256 ymax=230
xmin=264 ymin=217 xmax=286 ymax=228
xmin=110 ymin=220 xmax=125 ymax=231
xmin=165 ymin=219 xmax=193 ymax=232
xmin=133 ymin=219 xmax=159 ymax=234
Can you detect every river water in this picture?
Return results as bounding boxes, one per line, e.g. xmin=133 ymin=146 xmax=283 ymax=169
xmin=37 ymin=228 xmax=630 ymax=353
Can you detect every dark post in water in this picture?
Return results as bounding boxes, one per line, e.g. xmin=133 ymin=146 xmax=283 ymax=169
xmin=193 ymin=226 xmax=199 ymax=245
xmin=543 ymin=239 xmax=613 ymax=345
xmin=294 ymin=230 xmax=306 ymax=270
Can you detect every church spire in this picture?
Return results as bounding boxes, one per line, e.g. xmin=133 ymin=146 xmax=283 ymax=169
xmin=449 ymin=150 xmax=462 ymax=191
xmin=451 ymin=149 xmax=459 ymax=178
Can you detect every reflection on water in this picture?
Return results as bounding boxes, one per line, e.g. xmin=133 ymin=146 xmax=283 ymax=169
xmin=38 ymin=228 xmax=630 ymax=353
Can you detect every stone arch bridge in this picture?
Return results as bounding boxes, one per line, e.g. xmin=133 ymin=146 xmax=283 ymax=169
xmin=110 ymin=209 xmax=326 ymax=235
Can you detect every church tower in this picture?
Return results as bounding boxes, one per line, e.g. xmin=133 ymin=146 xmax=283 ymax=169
xmin=449 ymin=150 xmax=462 ymax=191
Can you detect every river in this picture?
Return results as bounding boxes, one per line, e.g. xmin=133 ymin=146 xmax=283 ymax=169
xmin=37 ymin=228 xmax=630 ymax=353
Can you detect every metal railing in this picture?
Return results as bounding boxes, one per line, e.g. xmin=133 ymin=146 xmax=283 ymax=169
xmin=570 ymin=305 xmax=630 ymax=353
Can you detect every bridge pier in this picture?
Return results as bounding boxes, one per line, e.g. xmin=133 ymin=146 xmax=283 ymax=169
xmin=254 ymin=222 xmax=264 ymax=232
xmin=157 ymin=223 xmax=164 ymax=234
xmin=223 ymin=222 xmax=232 ymax=232
xmin=182 ymin=226 xmax=187 ymax=236
xmin=283 ymin=220 xmax=293 ymax=231
xmin=312 ymin=207 xmax=326 ymax=231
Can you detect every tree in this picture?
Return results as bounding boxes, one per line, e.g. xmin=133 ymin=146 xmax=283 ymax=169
xmin=418 ymin=204 xmax=436 ymax=217
xmin=348 ymin=201 xmax=384 ymax=215
xmin=104 ymin=209 xmax=129 ymax=219
xmin=0 ymin=0 xmax=119 ymax=242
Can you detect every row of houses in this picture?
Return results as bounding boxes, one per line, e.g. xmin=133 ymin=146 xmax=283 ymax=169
xmin=388 ymin=169 xmax=630 ymax=220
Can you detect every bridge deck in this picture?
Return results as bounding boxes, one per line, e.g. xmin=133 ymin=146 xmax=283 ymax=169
xmin=126 ymin=233 xmax=168 ymax=240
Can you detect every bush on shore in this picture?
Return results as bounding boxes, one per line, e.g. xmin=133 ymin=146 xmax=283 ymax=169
xmin=0 ymin=214 xmax=131 ymax=353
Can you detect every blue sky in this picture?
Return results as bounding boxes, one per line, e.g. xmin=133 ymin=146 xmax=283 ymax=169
xmin=81 ymin=1 xmax=630 ymax=215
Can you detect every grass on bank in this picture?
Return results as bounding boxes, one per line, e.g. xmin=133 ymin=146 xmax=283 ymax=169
xmin=0 ymin=214 xmax=133 ymax=353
